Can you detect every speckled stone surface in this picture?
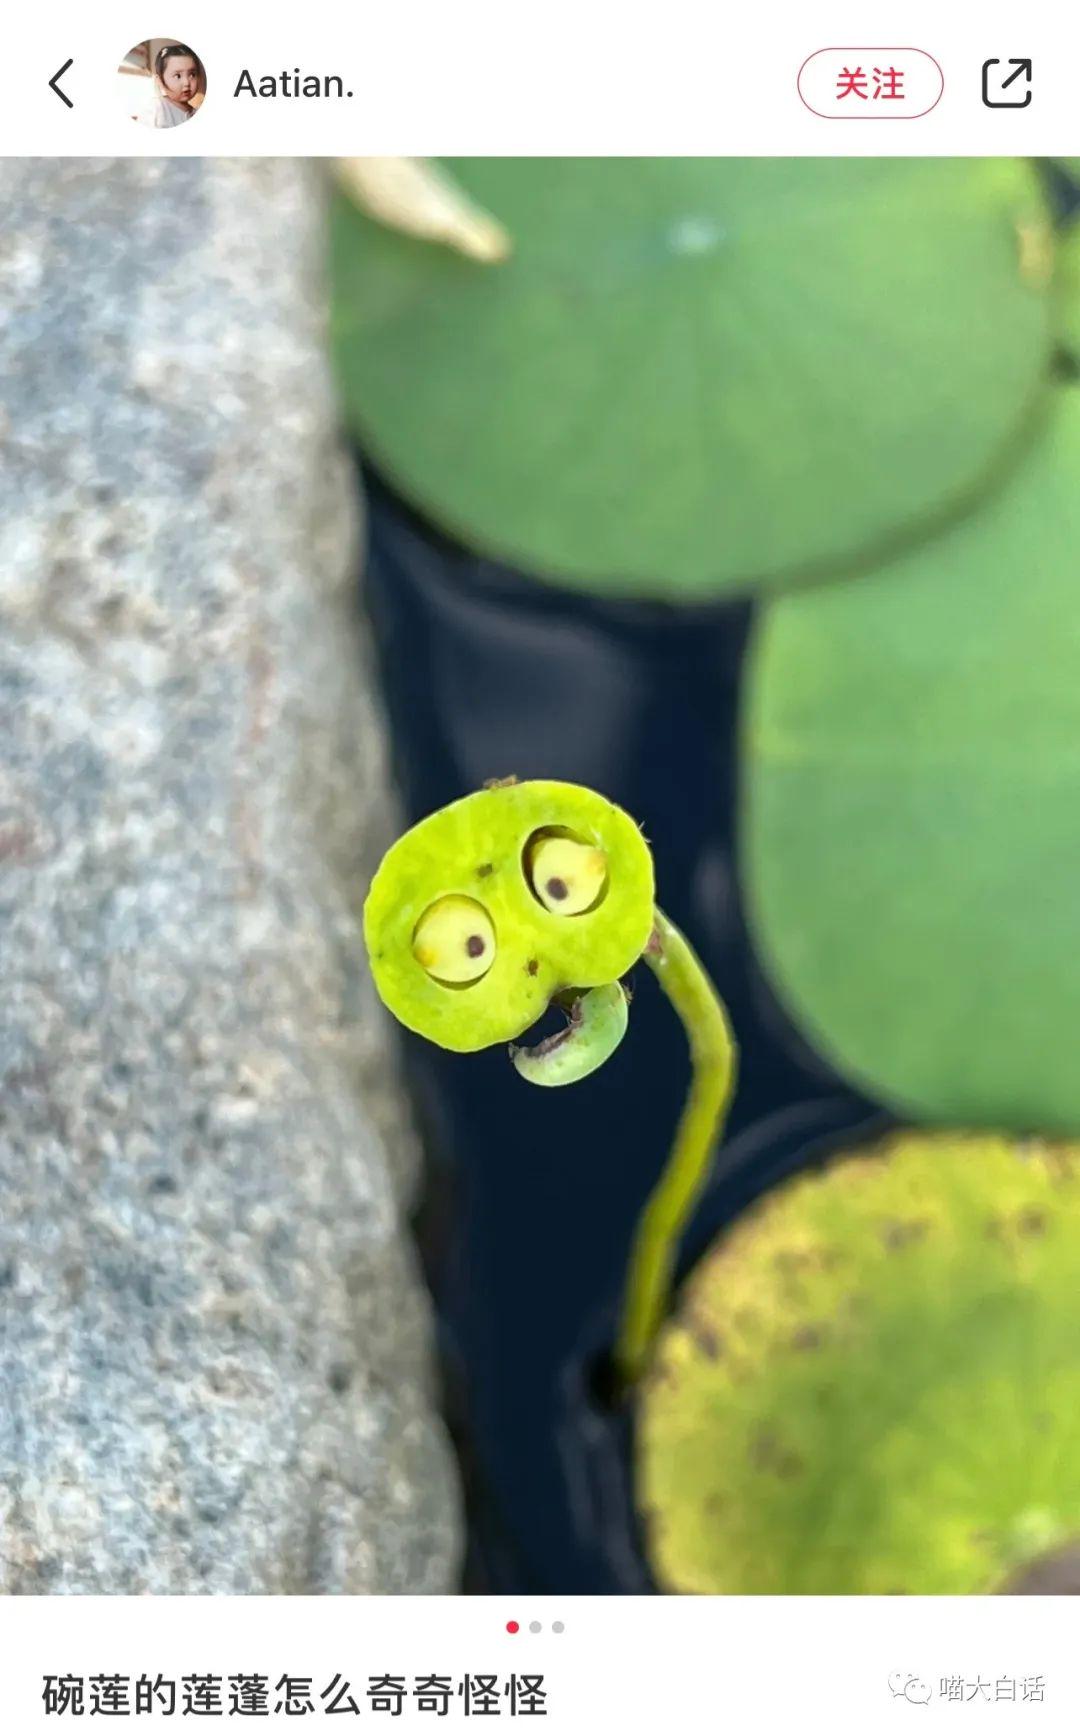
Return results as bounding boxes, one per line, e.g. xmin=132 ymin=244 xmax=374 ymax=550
xmin=0 ymin=159 xmax=461 ymax=1592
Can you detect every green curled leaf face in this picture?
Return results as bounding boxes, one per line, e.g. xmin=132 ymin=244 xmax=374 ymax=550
xmin=363 ymin=780 xmax=655 ymax=1053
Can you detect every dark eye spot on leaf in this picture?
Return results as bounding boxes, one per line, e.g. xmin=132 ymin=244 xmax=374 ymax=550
xmin=546 ymin=877 xmax=568 ymax=901
xmin=465 ymin=935 xmax=485 ymax=958
xmin=477 ymin=863 xmax=494 ymax=878
xmin=526 ymin=958 xmax=539 ymax=976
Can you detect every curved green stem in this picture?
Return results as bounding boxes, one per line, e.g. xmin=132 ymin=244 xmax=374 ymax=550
xmin=613 ymin=905 xmax=737 ymax=1390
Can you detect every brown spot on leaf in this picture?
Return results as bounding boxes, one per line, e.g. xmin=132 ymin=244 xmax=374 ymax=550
xmin=791 ymin=1324 xmax=824 ymax=1352
xmin=749 ymin=1429 xmax=779 ymax=1470
xmin=642 ymin=1361 xmax=676 ymax=1395
xmin=477 ymin=862 xmax=494 ymax=878
xmin=689 ymin=1320 xmax=722 ymax=1361
xmin=749 ymin=1428 xmax=804 ymax=1481
xmin=526 ymin=959 xmax=539 ymax=977
xmin=774 ymin=1248 xmax=813 ymax=1274
xmin=882 ymin=1218 xmax=929 ymax=1252
xmin=1017 ymin=1208 xmax=1047 ymax=1238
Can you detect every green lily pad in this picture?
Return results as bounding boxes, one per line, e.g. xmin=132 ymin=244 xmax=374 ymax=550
xmin=331 ymin=159 xmax=1053 ymax=599
xmin=743 ymin=388 xmax=1080 ymax=1130
xmin=638 ymin=1129 xmax=1080 ymax=1594
xmin=1062 ymin=225 xmax=1080 ymax=353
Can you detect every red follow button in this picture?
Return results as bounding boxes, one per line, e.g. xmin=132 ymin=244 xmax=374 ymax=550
xmin=798 ymin=48 xmax=944 ymax=118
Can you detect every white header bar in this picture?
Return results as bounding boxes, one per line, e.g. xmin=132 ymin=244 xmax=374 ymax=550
xmin=4 ymin=4 xmax=1079 ymax=156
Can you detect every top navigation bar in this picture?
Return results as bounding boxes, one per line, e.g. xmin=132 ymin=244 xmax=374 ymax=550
xmin=5 ymin=7 xmax=1079 ymax=155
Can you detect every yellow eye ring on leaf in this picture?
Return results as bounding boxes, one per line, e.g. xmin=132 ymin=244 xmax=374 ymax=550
xmin=412 ymin=895 xmax=496 ymax=985
xmin=526 ymin=833 xmax=609 ymax=915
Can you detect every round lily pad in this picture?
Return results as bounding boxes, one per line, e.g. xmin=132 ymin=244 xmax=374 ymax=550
xmin=1062 ymin=224 xmax=1080 ymax=354
xmin=363 ymin=780 xmax=654 ymax=1052
xmin=638 ymin=1129 xmax=1080 ymax=1594
xmin=743 ymin=387 xmax=1080 ymax=1131
xmin=331 ymin=159 xmax=1054 ymax=600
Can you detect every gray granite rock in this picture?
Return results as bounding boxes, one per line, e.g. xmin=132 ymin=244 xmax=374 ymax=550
xmin=0 ymin=159 xmax=461 ymax=1592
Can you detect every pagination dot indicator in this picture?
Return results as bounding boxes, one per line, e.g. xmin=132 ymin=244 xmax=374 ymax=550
xmin=506 ymin=1621 xmax=519 ymax=1634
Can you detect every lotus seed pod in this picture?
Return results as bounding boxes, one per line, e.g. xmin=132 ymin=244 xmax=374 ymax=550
xmin=528 ymin=835 xmax=609 ymax=915
xmin=412 ymin=894 xmax=496 ymax=983
xmin=638 ymin=1130 xmax=1080 ymax=1594
xmin=364 ymin=780 xmax=654 ymax=1053
xmin=510 ymin=982 xmax=630 ymax=1086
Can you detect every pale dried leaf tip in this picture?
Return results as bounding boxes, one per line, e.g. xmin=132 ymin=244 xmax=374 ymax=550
xmin=334 ymin=157 xmax=512 ymax=263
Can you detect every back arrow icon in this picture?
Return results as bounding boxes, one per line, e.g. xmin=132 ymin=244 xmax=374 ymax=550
xmin=49 ymin=59 xmax=74 ymax=108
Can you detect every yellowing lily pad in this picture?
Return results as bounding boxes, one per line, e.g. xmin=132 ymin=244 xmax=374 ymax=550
xmin=638 ymin=1130 xmax=1080 ymax=1594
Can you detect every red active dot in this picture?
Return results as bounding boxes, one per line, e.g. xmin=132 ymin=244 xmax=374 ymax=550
xmin=506 ymin=1621 xmax=519 ymax=1634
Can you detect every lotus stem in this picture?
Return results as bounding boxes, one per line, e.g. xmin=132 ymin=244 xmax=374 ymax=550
xmin=614 ymin=906 xmax=737 ymax=1389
